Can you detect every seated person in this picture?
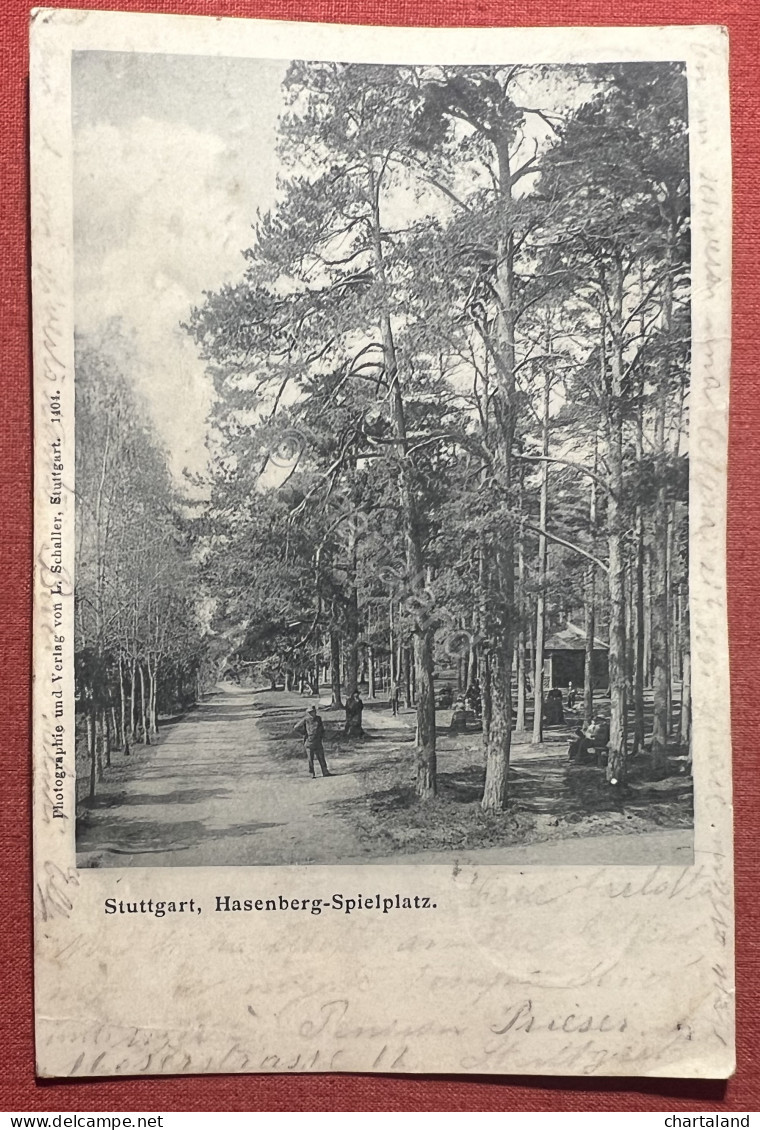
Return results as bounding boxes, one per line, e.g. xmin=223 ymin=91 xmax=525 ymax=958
xmin=450 ymin=695 xmax=468 ymax=732
xmin=568 ymin=715 xmax=610 ymax=762
xmin=465 ymin=680 xmax=482 ymax=718
xmin=592 ymin=715 xmax=610 ymax=747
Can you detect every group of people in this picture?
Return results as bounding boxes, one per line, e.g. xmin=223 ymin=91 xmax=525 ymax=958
xmin=293 ymin=676 xmax=609 ymax=778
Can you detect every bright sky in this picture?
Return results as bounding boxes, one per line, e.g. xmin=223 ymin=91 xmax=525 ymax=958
xmin=72 ymin=51 xmax=288 ymax=480
xmin=72 ymin=55 xmax=600 ymax=485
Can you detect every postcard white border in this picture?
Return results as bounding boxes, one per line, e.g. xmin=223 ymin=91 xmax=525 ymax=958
xmin=31 ymin=10 xmax=733 ymax=1079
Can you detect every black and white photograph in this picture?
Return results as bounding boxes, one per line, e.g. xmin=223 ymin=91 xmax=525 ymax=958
xmin=31 ymin=12 xmax=733 ymax=1080
xmin=72 ymin=50 xmax=695 ymax=869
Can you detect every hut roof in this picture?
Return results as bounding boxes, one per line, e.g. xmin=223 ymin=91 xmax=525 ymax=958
xmin=544 ymin=622 xmax=608 ymax=652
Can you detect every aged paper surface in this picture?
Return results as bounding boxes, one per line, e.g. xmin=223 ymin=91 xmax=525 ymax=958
xmin=31 ymin=10 xmax=733 ymax=1078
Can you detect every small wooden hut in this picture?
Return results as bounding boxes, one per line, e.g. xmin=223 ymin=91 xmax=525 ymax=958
xmin=540 ymin=622 xmax=609 ymax=690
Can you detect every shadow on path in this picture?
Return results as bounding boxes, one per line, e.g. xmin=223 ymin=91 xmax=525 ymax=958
xmin=82 ymin=816 xmax=284 ymax=859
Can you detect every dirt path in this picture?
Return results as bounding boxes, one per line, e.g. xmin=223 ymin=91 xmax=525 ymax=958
xmin=77 ymin=686 xmax=378 ymax=867
xmin=77 ymin=685 xmax=691 ymax=868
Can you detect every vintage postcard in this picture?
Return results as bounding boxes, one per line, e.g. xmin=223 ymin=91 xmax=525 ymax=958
xmin=31 ymin=10 xmax=734 ymax=1078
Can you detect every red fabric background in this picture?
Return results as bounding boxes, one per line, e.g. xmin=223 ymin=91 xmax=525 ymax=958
xmin=1 ymin=0 xmax=757 ymax=1112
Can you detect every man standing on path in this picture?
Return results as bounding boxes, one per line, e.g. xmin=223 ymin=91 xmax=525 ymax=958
xmin=294 ymin=705 xmax=332 ymax=778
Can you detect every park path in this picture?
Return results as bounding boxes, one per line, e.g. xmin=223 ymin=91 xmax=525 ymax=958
xmin=76 ymin=685 xmax=382 ymax=867
xmin=77 ymin=684 xmax=690 ymax=868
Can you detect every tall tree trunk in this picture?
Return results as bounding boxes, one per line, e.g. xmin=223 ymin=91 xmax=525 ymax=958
xmin=583 ymin=575 xmax=596 ymax=727
xmin=666 ymin=505 xmax=675 ymax=732
xmin=516 ymin=630 xmax=527 ymax=733
xmin=402 ymin=644 xmax=411 ymax=709
xmin=631 ymin=357 xmax=646 ymax=755
xmin=481 ymin=651 xmax=492 ymax=747
xmin=477 ymin=533 xmax=493 ymax=744
xmin=644 ymin=561 xmax=652 ymax=689
xmin=87 ymin=704 xmax=96 ymax=800
xmin=650 ymin=490 xmax=670 ymax=770
xmin=95 ymin=713 xmax=104 ymax=782
xmin=680 ymin=590 xmax=692 ymax=756
xmin=368 ymin=645 xmax=376 ymax=699
xmin=467 ymin=631 xmax=478 ymax=690
xmin=674 ymin=576 xmax=683 ymax=682
xmin=483 ymin=608 xmax=512 ymax=811
xmin=330 ymin=630 xmax=343 ymax=707
xmin=583 ymin=442 xmax=598 ymax=728
xmin=413 ymin=630 xmax=435 ymax=788
xmin=154 ymin=659 xmax=160 ymax=732
xmin=625 ymin=555 xmax=635 ymax=697
xmin=312 ymin=653 xmax=320 ymax=696
xmin=345 ymin=522 xmax=360 ymax=696
xmin=103 ymin=708 xmax=111 ymax=769
xmin=650 ymin=250 xmax=674 ymax=773
xmin=633 ymin=507 xmax=647 ymax=754
xmin=368 ymin=162 xmax=435 ymax=798
xmin=515 ymin=478 xmax=527 ymax=732
xmin=532 ymin=368 xmax=550 ymax=744
xmin=148 ymin=656 xmax=159 ymax=736
xmin=481 ymin=132 xmax=518 ymax=812
xmin=147 ymin=657 xmax=154 ymax=731
xmin=388 ymin=597 xmax=396 ymax=697
xmin=138 ymin=661 xmax=151 ymax=746
xmin=605 ymin=260 xmax=628 ymax=785
xmin=118 ymin=654 xmax=130 ymax=755
xmin=130 ymin=657 xmax=137 ymax=742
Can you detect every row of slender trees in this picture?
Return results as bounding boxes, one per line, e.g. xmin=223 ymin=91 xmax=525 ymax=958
xmin=74 ymin=329 xmax=211 ymax=802
xmin=187 ymin=60 xmax=691 ymax=808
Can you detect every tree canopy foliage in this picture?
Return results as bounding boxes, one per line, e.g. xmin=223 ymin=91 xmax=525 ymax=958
xmin=183 ymin=59 xmax=690 ymax=809
xmin=74 ymin=326 xmax=212 ymax=800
